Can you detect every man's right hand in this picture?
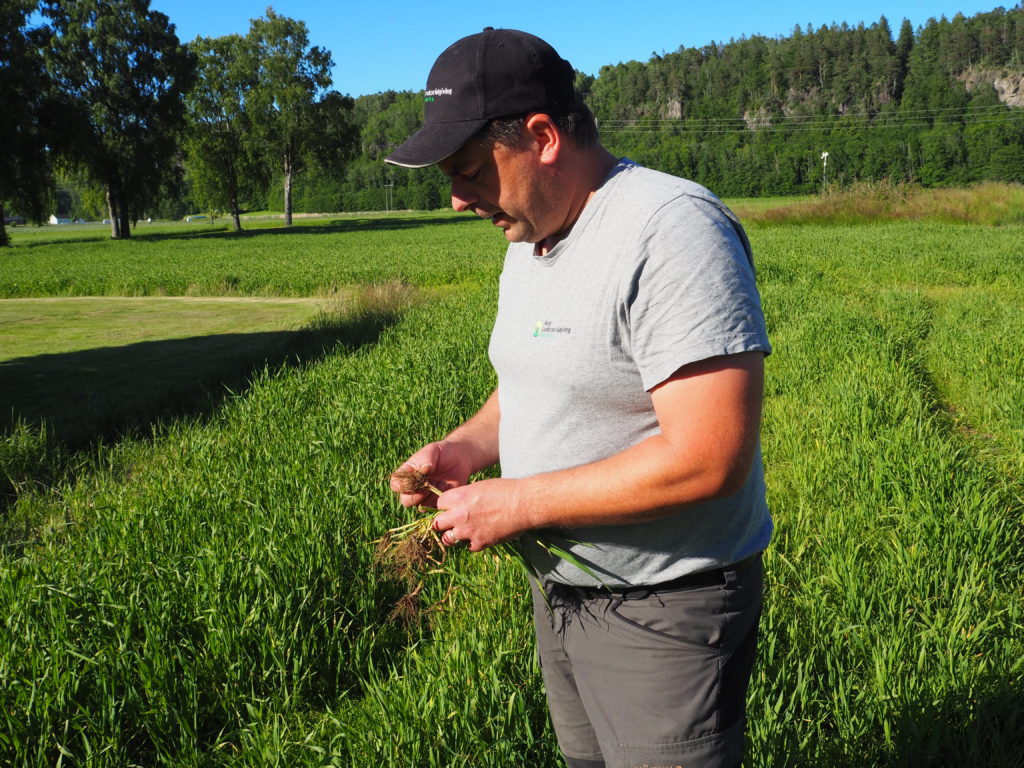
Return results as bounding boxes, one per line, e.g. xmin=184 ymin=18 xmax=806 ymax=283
xmin=389 ymin=440 xmax=475 ymax=509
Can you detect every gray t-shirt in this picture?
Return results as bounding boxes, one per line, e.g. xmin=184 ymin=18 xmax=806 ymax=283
xmin=488 ymin=159 xmax=772 ymax=587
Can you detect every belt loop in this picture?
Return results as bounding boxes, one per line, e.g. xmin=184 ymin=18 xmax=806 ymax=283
xmin=724 ymin=552 xmax=760 ymax=587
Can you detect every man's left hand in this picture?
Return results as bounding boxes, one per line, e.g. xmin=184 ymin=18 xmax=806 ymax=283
xmin=432 ymin=478 xmax=527 ymax=551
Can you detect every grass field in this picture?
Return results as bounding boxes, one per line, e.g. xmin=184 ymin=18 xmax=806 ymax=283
xmin=0 ymin=296 xmax=326 ymax=358
xmin=0 ymin=211 xmax=492 ymax=297
xmin=1 ymin=195 xmax=1022 ymax=767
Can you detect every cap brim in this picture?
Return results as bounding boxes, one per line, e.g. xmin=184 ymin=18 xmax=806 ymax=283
xmin=384 ymin=118 xmax=489 ymax=168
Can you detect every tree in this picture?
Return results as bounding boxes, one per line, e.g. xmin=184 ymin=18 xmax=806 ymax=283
xmin=893 ymin=18 xmax=915 ymax=101
xmin=247 ymin=8 xmax=336 ymax=226
xmin=40 ymin=0 xmax=195 ymax=239
xmin=358 ymin=91 xmax=422 ymax=160
xmin=184 ymin=34 xmax=269 ymax=231
xmin=308 ymin=89 xmax=359 ymax=178
xmin=0 ymin=0 xmax=55 ymax=246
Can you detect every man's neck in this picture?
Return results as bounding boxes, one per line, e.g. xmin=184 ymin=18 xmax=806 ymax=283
xmin=535 ymin=235 xmax=562 ymax=257
xmin=535 ymin=147 xmax=618 ymax=257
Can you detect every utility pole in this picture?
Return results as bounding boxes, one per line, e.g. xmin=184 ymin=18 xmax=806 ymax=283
xmin=820 ymin=151 xmax=829 ymax=189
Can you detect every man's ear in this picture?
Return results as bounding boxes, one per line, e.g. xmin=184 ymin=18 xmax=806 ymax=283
xmin=525 ymin=113 xmax=561 ymax=166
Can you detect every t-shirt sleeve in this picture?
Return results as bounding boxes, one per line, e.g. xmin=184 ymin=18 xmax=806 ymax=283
xmin=626 ymin=195 xmax=772 ymax=392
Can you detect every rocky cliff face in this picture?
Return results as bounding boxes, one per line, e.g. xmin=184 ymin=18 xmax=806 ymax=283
xmin=959 ymin=68 xmax=1024 ymax=107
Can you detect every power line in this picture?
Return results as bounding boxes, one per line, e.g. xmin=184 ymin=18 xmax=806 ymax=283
xmin=599 ymin=102 xmax=1015 ymax=128
xmin=600 ymin=106 xmax=1024 ymax=133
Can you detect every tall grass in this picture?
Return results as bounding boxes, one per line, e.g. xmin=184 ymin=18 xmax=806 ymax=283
xmin=0 ymin=287 xmax=505 ymax=766
xmin=1 ymin=282 xmax=424 ymax=545
xmin=752 ymin=278 xmax=1023 ymax=765
xmin=743 ymin=180 xmax=1024 ymax=227
xmin=1 ymin=212 xmax=1022 ymax=765
xmin=924 ymin=285 xmax=1024 ymax=479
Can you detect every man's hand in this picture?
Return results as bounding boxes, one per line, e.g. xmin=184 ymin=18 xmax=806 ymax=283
xmin=389 ymin=440 xmax=476 ymax=509
xmin=390 ymin=388 xmax=503 ymax=515
xmin=432 ymin=478 xmax=527 ymax=552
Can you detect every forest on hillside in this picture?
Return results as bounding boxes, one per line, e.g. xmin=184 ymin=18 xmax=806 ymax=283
xmin=9 ymin=3 xmax=1024 ymax=227
xmin=326 ymin=7 xmax=1024 ymax=211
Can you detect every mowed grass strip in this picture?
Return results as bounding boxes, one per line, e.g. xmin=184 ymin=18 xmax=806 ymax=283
xmin=0 ymin=296 xmax=327 ymax=360
xmin=0 ymin=293 xmax=411 ymax=449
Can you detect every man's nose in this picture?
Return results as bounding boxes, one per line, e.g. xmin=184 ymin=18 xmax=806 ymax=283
xmin=450 ymin=180 xmax=475 ymax=212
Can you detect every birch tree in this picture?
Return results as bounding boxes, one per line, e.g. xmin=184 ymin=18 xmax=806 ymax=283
xmin=247 ymin=8 xmax=333 ymax=225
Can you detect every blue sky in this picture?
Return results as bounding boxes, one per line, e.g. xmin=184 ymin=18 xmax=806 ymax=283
xmin=154 ymin=1 xmax=1010 ymax=97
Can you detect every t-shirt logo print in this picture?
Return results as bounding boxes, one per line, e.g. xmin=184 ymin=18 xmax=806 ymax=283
xmin=533 ymin=320 xmax=572 ymax=338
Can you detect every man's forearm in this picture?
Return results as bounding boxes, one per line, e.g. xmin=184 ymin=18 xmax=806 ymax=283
xmin=516 ymin=430 xmax=752 ymax=531
xmin=518 ymin=357 xmax=761 ymax=531
xmin=434 ymin=429 xmax=754 ymax=551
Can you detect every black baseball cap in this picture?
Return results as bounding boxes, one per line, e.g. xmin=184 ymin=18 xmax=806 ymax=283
xmin=384 ymin=28 xmax=576 ymax=168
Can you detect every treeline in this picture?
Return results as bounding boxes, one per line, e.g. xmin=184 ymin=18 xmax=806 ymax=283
xmin=3 ymin=3 xmax=1023 ymax=244
xmin=353 ymin=7 xmax=1024 ymax=205
xmin=587 ymin=9 xmax=1024 ymax=195
xmin=1 ymin=1 xmax=357 ymax=242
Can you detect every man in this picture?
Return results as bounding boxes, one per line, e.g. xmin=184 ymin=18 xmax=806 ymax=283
xmin=387 ymin=28 xmax=771 ymax=768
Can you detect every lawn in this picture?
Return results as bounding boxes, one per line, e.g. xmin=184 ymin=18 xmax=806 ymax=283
xmin=0 ymin=297 xmax=332 ymax=446
xmin=0 ymin=296 xmax=327 ymax=360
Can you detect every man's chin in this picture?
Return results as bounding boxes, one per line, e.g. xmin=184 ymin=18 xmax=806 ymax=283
xmin=498 ymin=226 xmax=519 ymax=242
xmin=490 ymin=214 xmax=523 ymax=242
xmin=499 ymin=224 xmax=534 ymax=244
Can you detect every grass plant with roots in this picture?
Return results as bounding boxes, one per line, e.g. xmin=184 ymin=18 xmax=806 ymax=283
xmin=377 ymin=467 xmax=596 ymax=621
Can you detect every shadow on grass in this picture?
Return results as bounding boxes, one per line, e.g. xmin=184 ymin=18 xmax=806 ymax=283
xmin=884 ymin=679 xmax=1024 ymax=768
xmin=0 ymin=307 xmax=400 ymax=511
xmin=763 ymin=664 xmax=1024 ymax=768
xmin=177 ymin=214 xmax=485 ymax=241
xmin=13 ymin=214 xmax=483 ymax=248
